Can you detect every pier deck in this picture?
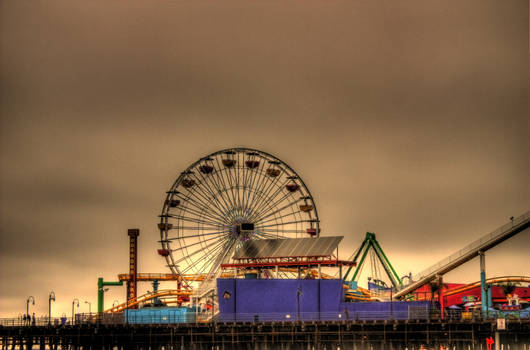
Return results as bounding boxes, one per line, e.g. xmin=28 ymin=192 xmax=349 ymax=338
xmin=1 ymin=319 xmax=529 ymax=350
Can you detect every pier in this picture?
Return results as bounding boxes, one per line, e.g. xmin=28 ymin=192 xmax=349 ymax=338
xmin=1 ymin=319 xmax=529 ymax=350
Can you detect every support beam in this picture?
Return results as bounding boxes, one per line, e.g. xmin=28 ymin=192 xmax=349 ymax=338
xmin=127 ymin=229 xmax=140 ymax=308
xmin=97 ymin=278 xmax=123 ymax=313
xmin=480 ymin=251 xmax=487 ymax=316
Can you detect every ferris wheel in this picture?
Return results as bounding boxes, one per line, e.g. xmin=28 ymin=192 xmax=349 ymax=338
xmin=158 ymin=148 xmax=320 ymax=285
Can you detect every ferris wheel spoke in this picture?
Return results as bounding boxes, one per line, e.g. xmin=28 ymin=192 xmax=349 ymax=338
xmin=233 ymin=171 xmax=244 ymax=218
xmin=238 ymin=157 xmax=248 ymax=218
xmin=238 ymin=153 xmax=248 ymax=217
xmin=165 ymin=213 xmax=224 ymax=228
xmin=203 ymin=239 xmax=235 ymax=274
xmin=201 ymin=168 xmax=234 ymax=220
xmin=252 ymin=190 xmax=297 ymax=223
xmin=225 ymin=165 xmax=242 ymax=217
xmin=254 ymin=162 xmax=286 ymax=200
xmin=257 ymin=183 xmax=308 ymax=223
xmin=177 ymin=189 xmax=228 ymax=224
xmin=253 ymin=230 xmax=282 ymax=239
xmin=242 ymin=154 xmax=258 ymax=217
xmin=247 ymin=178 xmax=289 ymax=221
xmin=254 ymin=165 xmax=286 ymax=207
xmin=170 ymin=232 xmax=229 ymax=253
xmin=241 ymin=165 xmax=253 ymax=216
xmin=173 ymin=236 xmax=228 ymax=265
xmin=207 ymin=166 xmax=239 ymax=218
xmin=183 ymin=242 xmax=228 ymax=276
xmin=246 ymin=166 xmax=275 ymax=215
xmin=223 ymin=166 xmax=241 ymax=215
xmin=237 ymin=162 xmax=246 ymax=216
xmin=183 ymin=236 xmax=233 ymax=275
xmin=190 ymin=172 xmax=232 ymax=220
xmin=168 ymin=212 xmax=223 ymax=228
xmin=163 ymin=228 xmax=231 ymax=241
xmin=187 ymin=171 xmax=228 ymax=217
xmin=245 ymin=157 xmax=264 ymax=208
xmin=225 ymin=156 xmax=239 ymax=216
xmin=244 ymin=161 xmax=267 ymax=217
xmin=187 ymin=177 xmax=232 ymax=224
xmin=255 ymin=210 xmax=300 ymax=226
xmin=256 ymin=219 xmax=310 ymax=229
xmin=206 ymin=238 xmax=237 ymax=278
xmin=258 ymin=228 xmax=307 ymax=234
xmin=162 ymin=226 xmax=228 ymax=232
xmin=241 ymin=157 xmax=262 ymax=215
xmin=212 ymin=165 xmax=237 ymax=212
xmin=213 ymin=159 xmax=238 ymax=218
xmin=174 ymin=201 xmax=227 ymax=226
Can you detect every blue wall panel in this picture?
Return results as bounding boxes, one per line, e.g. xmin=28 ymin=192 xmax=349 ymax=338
xmin=217 ymin=278 xmax=343 ymax=322
xmin=319 ymin=279 xmax=344 ymax=320
xmin=217 ymin=279 xmax=236 ymax=321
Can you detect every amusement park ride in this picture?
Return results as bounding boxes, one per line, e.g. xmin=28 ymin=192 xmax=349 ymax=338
xmin=95 ymin=147 xmax=530 ymax=319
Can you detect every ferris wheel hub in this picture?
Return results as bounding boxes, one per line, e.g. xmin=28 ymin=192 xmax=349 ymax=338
xmin=232 ymin=222 xmax=255 ymax=241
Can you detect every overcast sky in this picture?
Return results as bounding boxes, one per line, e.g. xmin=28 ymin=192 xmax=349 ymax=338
xmin=0 ymin=1 xmax=528 ymax=318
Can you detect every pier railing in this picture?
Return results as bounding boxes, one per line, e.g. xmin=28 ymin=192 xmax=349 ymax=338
xmin=1 ymin=309 xmax=528 ymax=326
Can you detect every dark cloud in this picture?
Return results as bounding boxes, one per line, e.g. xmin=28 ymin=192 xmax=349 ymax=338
xmin=1 ymin=0 xmax=528 ymax=317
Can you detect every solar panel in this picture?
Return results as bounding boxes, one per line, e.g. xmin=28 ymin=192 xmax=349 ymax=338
xmin=232 ymin=236 xmax=343 ymax=259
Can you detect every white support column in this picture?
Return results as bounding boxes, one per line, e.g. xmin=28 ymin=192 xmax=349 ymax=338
xmin=495 ymin=331 xmax=500 ymax=350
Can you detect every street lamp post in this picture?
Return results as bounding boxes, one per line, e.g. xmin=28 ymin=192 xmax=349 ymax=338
xmin=26 ymin=296 xmax=35 ymax=325
xmin=85 ymin=301 xmax=92 ymax=314
xmin=297 ymin=287 xmax=303 ymax=322
xmin=72 ymin=299 xmax=79 ymax=324
xmin=48 ymin=291 xmax=56 ymax=325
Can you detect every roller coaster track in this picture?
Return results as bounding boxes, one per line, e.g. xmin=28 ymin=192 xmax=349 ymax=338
xmin=105 ymin=289 xmax=193 ymax=313
xmin=394 ymin=211 xmax=530 ymax=299
xmin=117 ymin=273 xmax=205 ymax=282
xmin=443 ymin=276 xmax=530 ymax=297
